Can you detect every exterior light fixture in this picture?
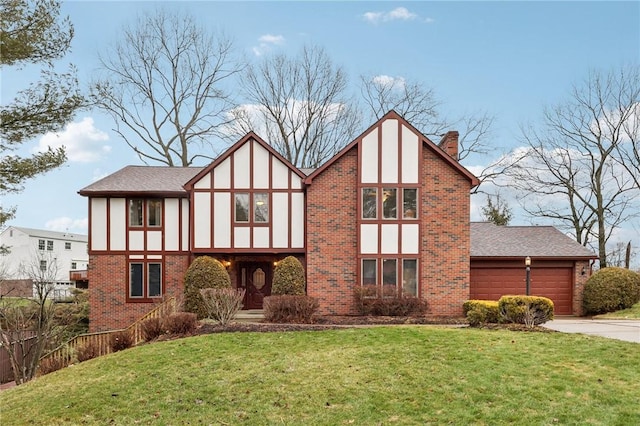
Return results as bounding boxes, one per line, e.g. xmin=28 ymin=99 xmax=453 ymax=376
xmin=525 ymin=256 xmax=531 ymax=295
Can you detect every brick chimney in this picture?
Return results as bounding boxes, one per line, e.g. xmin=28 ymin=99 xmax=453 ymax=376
xmin=438 ymin=131 xmax=459 ymax=160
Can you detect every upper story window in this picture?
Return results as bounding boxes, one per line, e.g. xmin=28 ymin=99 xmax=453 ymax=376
xmin=362 ymin=187 xmax=418 ymax=220
xmin=38 ymin=239 xmax=45 ymax=250
xmin=234 ymin=193 xmax=269 ymax=224
xmin=65 ymin=242 xmax=71 ymax=250
xmin=40 ymin=260 xmax=47 ymax=271
xmin=71 ymin=262 xmax=77 ymax=270
xmin=129 ymin=199 xmax=162 ymax=227
xmin=47 ymin=240 xmax=53 ymax=251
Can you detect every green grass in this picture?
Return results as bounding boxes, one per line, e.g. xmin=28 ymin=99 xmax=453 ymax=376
xmin=1 ymin=326 xmax=639 ymax=425
xmin=594 ymin=302 xmax=640 ymax=319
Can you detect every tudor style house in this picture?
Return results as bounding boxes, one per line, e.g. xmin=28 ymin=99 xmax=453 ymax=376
xmin=80 ymin=111 xmax=594 ymax=332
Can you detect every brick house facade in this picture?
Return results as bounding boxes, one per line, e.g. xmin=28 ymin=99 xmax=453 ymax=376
xmin=81 ymin=111 xmax=596 ymax=331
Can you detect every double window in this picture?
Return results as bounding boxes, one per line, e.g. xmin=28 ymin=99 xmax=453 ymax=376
xmin=129 ymin=262 xmax=162 ymax=299
xmin=129 ymin=199 xmax=162 ymax=227
xmin=234 ymin=193 xmax=269 ymax=223
xmin=38 ymin=239 xmax=54 ymax=251
xmin=361 ymin=258 xmax=418 ymax=298
xmin=362 ymin=188 xmax=418 ymax=219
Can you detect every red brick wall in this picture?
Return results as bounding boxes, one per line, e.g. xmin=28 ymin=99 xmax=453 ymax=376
xmin=420 ymin=147 xmax=472 ymax=316
xmin=306 ymin=144 xmax=473 ymax=317
xmin=88 ymin=253 xmax=190 ymax=332
xmin=306 ymin=149 xmax=359 ymax=315
xmin=572 ymin=260 xmax=591 ymax=316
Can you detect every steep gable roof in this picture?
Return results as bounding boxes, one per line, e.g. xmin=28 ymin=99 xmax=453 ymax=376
xmin=78 ymin=166 xmax=202 ymax=197
xmin=471 ymin=222 xmax=597 ymax=259
xmin=183 ymin=132 xmax=307 ymax=190
xmin=304 ymin=110 xmax=479 ymax=186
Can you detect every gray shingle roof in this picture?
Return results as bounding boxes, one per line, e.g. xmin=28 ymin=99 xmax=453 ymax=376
xmin=78 ymin=166 xmax=203 ymax=196
xmin=8 ymin=226 xmax=87 ymax=242
xmin=471 ymin=222 xmax=596 ymax=259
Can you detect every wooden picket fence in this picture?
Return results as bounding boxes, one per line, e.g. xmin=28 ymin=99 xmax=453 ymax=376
xmin=39 ymin=297 xmax=177 ymax=373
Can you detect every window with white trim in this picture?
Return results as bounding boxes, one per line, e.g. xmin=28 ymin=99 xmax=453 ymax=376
xmin=38 ymin=239 xmax=45 ymax=250
xmin=47 ymin=240 xmax=53 ymax=251
xmin=65 ymin=242 xmax=71 ymax=250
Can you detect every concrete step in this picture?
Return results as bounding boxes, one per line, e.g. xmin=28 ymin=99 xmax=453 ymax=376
xmin=234 ymin=310 xmax=264 ymax=323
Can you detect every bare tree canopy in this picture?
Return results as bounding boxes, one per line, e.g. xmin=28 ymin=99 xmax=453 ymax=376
xmin=1 ymin=0 xmax=84 ymax=231
xmin=227 ymin=45 xmax=361 ymax=168
xmin=91 ymin=9 xmax=241 ymax=167
xmin=504 ymin=66 xmax=640 ymax=268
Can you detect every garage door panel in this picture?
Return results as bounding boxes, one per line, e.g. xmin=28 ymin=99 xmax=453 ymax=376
xmin=470 ymin=267 xmax=573 ymax=315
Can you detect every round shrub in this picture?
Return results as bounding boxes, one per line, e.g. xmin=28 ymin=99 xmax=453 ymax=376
xmin=272 ymin=256 xmax=306 ymax=295
xmin=184 ymin=256 xmax=231 ymax=319
xmin=583 ymin=267 xmax=640 ymax=315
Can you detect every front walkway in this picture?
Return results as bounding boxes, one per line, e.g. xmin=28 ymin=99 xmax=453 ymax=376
xmin=543 ymin=318 xmax=640 ymax=343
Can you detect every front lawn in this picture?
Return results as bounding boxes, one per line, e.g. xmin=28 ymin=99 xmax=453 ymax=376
xmin=594 ymin=302 xmax=640 ymax=319
xmin=1 ymin=326 xmax=639 ymax=425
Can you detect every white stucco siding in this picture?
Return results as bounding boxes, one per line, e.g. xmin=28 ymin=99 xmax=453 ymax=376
xmin=90 ymin=198 xmax=107 ymax=251
xmin=109 ymin=198 xmax=126 ymax=251
xmin=272 ymin=193 xmax=289 ymax=248
xmin=291 ymin=192 xmax=305 ymax=248
xmin=213 ymin=192 xmax=231 ymax=248
xmin=193 ymin=192 xmax=211 ymax=248
xmin=234 ymin=227 xmax=250 ymax=248
xmin=272 ymin=158 xmax=289 ymax=189
xmin=146 ymin=231 xmax=162 ymax=251
xmin=193 ymin=172 xmax=211 ymax=189
xmin=253 ymin=227 xmax=270 ymax=248
xmin=181 ymin=199 xmax=190 ymax=251
xmin=233 ymin=144 xmax=250 ymax=189
xmin=401 ymin=224 xmax=419 ymax=254
xmin=361 ymin=128 xmax=379 ymax=183
xmin=164 ymin=199 xmax=179 ymax=251
xmin=381 ymin=119 xmax=398 ymax=183
xmin=360 ymin=224 xmax=378 ymax=254
xmin=291 ymin=171 xmax=302 ymax=189
xmin=401 ymin=125 xmax=419 ymax=184
xmin=213 ymin=158 xmax=231 ymax=189
xmin=129 ymin=230 xmax=144 ymax=251
xmin=381 ymin=224 xmax=399 ymax=254
xmin=252 ymin=141 xmax=270 ymax=189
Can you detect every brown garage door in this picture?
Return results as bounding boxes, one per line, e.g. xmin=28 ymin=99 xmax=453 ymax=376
xmin=470 ymin=267 xmax=573 ymax=315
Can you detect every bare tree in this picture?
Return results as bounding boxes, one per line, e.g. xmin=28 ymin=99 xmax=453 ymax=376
xmin=227 ymin=45 xmax=361 ymax=168
xmin=0 ymin=251 xmax=64 ymax=384
xmin=91 ymin=9 xmax=241 ymax=166
xmin=504 ymin=67 xmax=640 ymax=267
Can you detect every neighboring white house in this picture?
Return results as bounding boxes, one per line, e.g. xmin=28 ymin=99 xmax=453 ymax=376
xmin=0 ymin=226 xmax=89 ymax=299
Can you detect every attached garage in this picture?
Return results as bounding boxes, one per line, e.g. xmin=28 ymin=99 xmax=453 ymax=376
xmin=470 ymin=223 xmax=597 ymax=316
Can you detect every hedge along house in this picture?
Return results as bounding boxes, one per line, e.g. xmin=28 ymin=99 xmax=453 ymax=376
xmin=79 ymin=111 xmax=479 ymax=331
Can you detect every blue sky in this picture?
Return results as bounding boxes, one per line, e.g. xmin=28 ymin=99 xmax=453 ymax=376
xmin=2 ymin=1 xmax=639 ymax=254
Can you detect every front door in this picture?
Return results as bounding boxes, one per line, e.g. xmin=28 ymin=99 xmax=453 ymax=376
xmin=238 ymin=262 xmax=272 ymax=309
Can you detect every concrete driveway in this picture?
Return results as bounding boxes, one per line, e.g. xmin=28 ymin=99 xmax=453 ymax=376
xmin=543 ymin=318 xmax=640 ymax=343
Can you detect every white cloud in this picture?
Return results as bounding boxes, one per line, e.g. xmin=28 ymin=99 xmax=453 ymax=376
xmin=372 ymin=75 xmax=406 ymax=90
xmin=362 ymin=7 xmax=431 ymax=25
xmin=252 ymin=34 xmax=285 ymax=56
xmin=33 ymin=117 xmax=111 ymax=163
xmin=45 ymin=217 xmax=88 ymax=233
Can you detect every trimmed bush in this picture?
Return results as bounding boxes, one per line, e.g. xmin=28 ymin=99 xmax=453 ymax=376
xmin=200 ymin=287 xmax=245 ymax=326
xmin=272 ymin=256 xmax=306 ymax=295
xmin=110 ymin=330 xmax=134 ymax=352
xmin=582 ymin=267 xmax=640 ymax=315
xmin=264 ymin=295 xmax=319 ymax=323
xmin=184 ymin=256 xmax=231 ymax=319
xmin=163 ymin=312 xmax=198 ymax=335
xmin=463 ymin=300 xmax=500 ymax=327
xmin=141 ymin=317 xmax=165 ymax=341
xmin=499 ymin=295 xmax=554 ymax=327
xmin=354 ymin=288 xmax=426 ymax=316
